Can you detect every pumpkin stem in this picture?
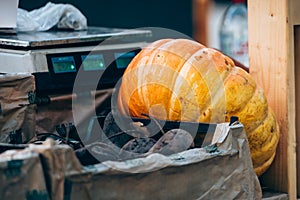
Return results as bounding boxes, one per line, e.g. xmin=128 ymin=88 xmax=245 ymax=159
xmin=141 ymin=113 xmax=166 ymax=135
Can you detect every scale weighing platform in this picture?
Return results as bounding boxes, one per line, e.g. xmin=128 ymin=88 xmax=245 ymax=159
xmin=0 ymin=27 xmax=152 ymax=94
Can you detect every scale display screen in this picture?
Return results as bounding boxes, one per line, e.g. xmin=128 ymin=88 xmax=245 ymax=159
xmin=81 ymin=54 xmax=105 ymax=71
xmin=51 ymin=56 xmax=76 ymax=74
xmin=46 ymin=47 xmax=141 ymax=91
xmin=114 ymin=52 xmax=136 ymax=69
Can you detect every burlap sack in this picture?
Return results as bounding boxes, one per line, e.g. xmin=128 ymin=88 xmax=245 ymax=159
xmin=64 ymin=122 xmax=262 ymax=200
xmin=0 ymin=121 xmax=262 ymax=199
xmin=35 ymin=89 xmax=113 ymax=135
xmin=0 ymin=73 xmax=36 ymax=143
xmin=0 ymin=148 xmax=49 ymax=199
xmin=0 ymin=139 xmax=82 ymax=200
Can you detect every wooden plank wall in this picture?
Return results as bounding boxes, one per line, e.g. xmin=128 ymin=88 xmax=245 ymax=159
xmin=248 ymin=0 xmax=298 ymax=199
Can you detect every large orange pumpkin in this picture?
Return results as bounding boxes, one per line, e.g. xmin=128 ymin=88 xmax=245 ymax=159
xmin=117 ymin=38 xmax=280 ymax=176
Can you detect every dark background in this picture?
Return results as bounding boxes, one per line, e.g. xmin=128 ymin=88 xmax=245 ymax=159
xmin=19 ymin=0 xmax=194 ymax=37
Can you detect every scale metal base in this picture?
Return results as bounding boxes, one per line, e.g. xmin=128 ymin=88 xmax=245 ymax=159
xmin=0 ymin=27 xmax=151 ymax=93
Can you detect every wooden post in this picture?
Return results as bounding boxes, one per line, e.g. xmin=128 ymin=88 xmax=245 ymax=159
xmin=248 ymin=0 xmax=298 ymax=198
xmin=193 ymin=0 xmax=211 ymax=45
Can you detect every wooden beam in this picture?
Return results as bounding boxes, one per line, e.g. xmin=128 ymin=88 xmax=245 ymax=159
xmin=193 ymin=0 xmax=211 ymax=45
xmin=248 ymin=0 xmax=297 ymax=198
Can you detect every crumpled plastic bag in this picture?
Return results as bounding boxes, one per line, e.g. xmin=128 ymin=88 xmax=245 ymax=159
xmin=16 ymin=2 xmax=87 ymax=32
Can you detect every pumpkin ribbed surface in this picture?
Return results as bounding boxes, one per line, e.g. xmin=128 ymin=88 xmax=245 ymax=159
xmin=117 ymin=38 xmax=280 ymax=176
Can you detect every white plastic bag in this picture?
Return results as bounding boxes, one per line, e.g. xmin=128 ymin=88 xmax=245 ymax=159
xmin=17 ymin=2 xmax=87 ymax=32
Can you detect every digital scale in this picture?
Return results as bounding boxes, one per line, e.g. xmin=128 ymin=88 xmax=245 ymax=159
xmin=0 ymin=27 xmax=152 ymax=94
